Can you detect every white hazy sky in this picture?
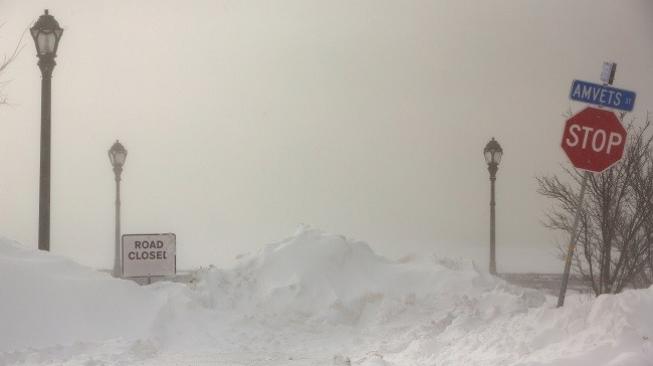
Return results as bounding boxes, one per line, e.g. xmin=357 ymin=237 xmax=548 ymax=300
xmin=1 ymin=0 xmax=652 ymax=272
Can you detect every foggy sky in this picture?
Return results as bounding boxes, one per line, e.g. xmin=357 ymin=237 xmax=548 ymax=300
xmin=1 ymin=0 xmax=652 ymax=272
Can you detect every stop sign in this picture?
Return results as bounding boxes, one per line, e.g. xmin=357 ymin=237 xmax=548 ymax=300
xmin=561 ymin=107 xmax=627 ymax=172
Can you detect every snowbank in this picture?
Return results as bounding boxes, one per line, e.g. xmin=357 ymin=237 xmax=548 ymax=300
xmin=0 ymin=237 xmax=164 ymax=352
xmin=391 ymin=285 xmax=653 ymax=366
xmin=150 ymin=226 xmax=653 ymax=365
xmin=153 ymin=226 xmax=546 ymax=354
xmin=1 ymin=227 xmax=652 ymax=365
xmin=190 ymin=226 xmax=545 ymax=326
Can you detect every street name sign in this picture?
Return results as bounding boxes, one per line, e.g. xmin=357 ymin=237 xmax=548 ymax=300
xmin=122 ymin=233 xmax=176 ymax=278
xmin=569 ymin=79 xmax=636 ymax=112
xmin=561 ymin=107 xmax=626 ymax=173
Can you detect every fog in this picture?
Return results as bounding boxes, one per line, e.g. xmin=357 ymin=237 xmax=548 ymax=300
xmin=1 ymin=0 xmax=652 ymax=273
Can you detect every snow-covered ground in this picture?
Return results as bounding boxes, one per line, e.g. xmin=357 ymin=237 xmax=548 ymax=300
xmin=1 ymin=227 xmax=652 ymax=365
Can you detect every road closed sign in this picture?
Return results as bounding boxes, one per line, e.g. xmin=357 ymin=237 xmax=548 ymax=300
xmin=122 ymin=233 xmax=176 ymax=278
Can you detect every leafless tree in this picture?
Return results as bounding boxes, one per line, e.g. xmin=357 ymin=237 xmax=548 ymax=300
xmin=537 ymin=113 xmax=653 ymax=295
xmin=0 ymin=24 xmax=25 ymax=106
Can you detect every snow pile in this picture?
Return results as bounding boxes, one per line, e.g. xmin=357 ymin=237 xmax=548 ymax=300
xmin=0 ymin=237 xmax=164 ymax=352
xmin=1 ymin=227 xmax=652 ymax=365
xmin=391 ymin=286 xmax=653 ymax=366
xmin=192 ymin=226 xmax=544 ymax=324
xmin=153 ymin=226 xmax=545 ymax=354
xmin=150 ymin=226 xmax=653 ymax=365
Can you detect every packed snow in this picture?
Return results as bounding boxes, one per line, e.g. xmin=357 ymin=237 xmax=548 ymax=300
xmin=0 ymin=227 xmax=651 ymax=365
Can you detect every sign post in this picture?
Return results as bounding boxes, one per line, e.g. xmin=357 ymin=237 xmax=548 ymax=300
xmin=557 ymin=63 xmax=629 ymax=307
xmin=556 ymin=171 xmax=589 ymax=307
xmin=122 ymin=233 xmax=176 ymax=283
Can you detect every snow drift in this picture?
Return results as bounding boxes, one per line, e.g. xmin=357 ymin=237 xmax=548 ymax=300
xmin=391 ymin=285 xmax=653 ymax=366
xmin=186 ymin=225 xmax=544 ymax=326
xmin=146 ymin=226 xmax=546 ymax=355
xmin=1 ymin=227 xmax=652 ymax=365
xmin=0 ymin=236 xmax=164 ymax=352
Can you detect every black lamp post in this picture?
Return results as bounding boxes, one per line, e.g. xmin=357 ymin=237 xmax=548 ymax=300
xmin=108 ymin=141 xmax=127 ymax=277
xmin=484 ymin=137 xmax=503 ymax=275
xmin=31 ymin=10 xmax=63 ymax=252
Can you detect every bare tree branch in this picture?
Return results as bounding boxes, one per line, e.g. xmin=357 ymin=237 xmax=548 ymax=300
xmin=0 ymin=25 xmax=27 ymax=105
xmin=537 ymin=113 xmax=653 ymax=295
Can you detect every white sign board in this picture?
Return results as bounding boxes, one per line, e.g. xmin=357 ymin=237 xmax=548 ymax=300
xmin=122 ymin=233 xmax=176 ymax=278
xmin=600 ymin=62 xmax=616 ymax=84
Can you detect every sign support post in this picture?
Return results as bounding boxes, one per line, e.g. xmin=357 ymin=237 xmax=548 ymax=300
xmin=557 ymin=171 xmax=590 ymax=307
xmin=557 ymin=62 xmax=629 ymax=307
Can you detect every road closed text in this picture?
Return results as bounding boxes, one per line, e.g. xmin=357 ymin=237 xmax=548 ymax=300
xmin=127 ymin=240 xmax=169 ymax=260
xmin=122 ymin=234 xmax=176 ymax=277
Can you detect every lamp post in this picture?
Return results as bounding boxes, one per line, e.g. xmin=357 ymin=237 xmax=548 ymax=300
xmin=31 ymin=10 xmax=63 ymax=252
xmin=108 ymin=141 xmax=127 ymax=277
xmin=484 ymin=137 xmax=503 ymax=275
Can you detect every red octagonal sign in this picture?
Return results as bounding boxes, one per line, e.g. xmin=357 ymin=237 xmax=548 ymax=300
xmin=561 ymin=107 xmax=627 ymax=173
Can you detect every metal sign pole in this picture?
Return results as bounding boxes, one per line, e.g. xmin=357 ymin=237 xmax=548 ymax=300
xmin=557 ymin=171 xmax=590 ymax=307
xmin=558 ymin=62 xmax=619 ymax=307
